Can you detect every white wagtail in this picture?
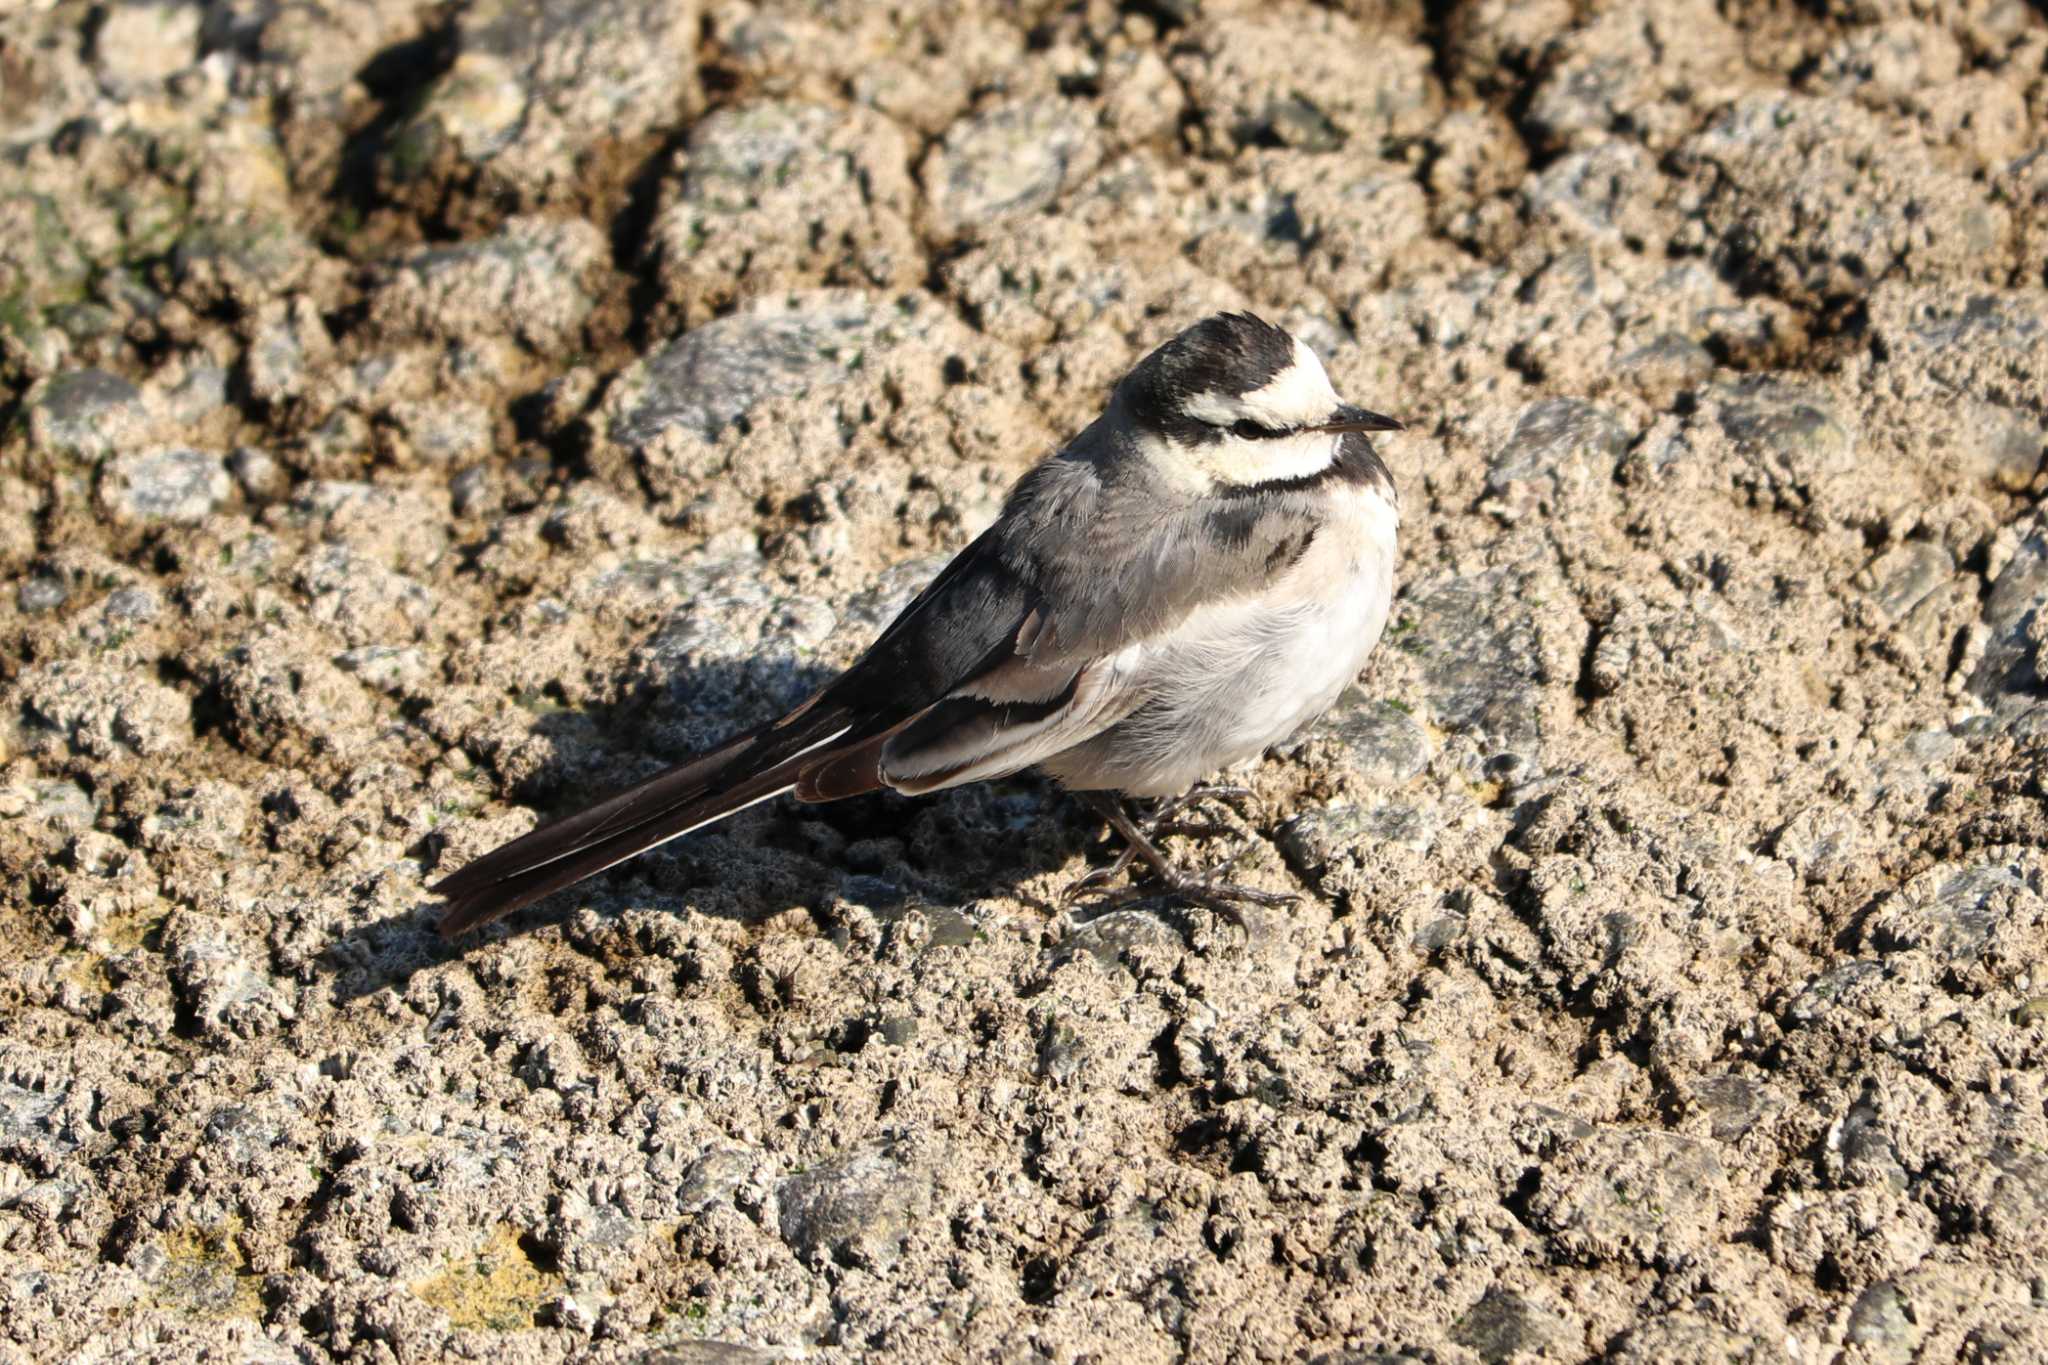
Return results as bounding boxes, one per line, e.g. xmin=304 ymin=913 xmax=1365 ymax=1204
xmin=435 ymin=312 xmax=1402 ymax=936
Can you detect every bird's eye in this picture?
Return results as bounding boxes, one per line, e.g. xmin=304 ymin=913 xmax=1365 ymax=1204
xmin=1230 ymin=418 xmax=1284 ymax=440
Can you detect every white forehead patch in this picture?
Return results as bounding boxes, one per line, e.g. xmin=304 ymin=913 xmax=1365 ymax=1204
xmin=1238 ymin=337 xmax=1337 ymax=430
xmin=1177 ymin=336 xmax=1338 ymax=432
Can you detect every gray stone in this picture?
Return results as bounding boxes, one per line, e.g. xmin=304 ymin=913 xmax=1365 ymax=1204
xmin=103 ymin=586 xmax=160 ymax=622
xmin=1524 ymin=142 xmax=1664 ymax=245
xmin=608 ymin=294 xmax=889 ymax=451
xmin=1868 ymin=542 xmax=1953 ymax=622
xmin=1865 ymin=288 xmax=2048 ymax=472
xmin=17 ymin=578 xmax=67 ymax=613
xmin=92 ymin=2 xmax=202 ymax=96
xmin=1251 ymin=95 xmax=1345 ymax=152
xmin=1486 ymin=398 xmax=1627 ymax=518
xmin=0 ymin=1081 xmax=77 ymax=1157
xmin=1525 ymin=1127 xmax=1725 ymax=1267
xmin=776 ymin=1146 xmax=926 ymax=1270
xmin=1279 ymin=800 xmax=1440 ymax=875
xmin=1844 ymin=1281 xmax=1917 ymax=1362
xmin=1412 ymin=913 xmax=1465 ymax=952
xmin=1616 ymin=333 xmax=1715 ymax=391
xmin=1608 ymin=1313 xmax=1770 ymax=1363
xmin=637 ymin=1343 xmax=802 ymax=1364
xmin=1883 ymin=289 xmax=2047 ymax=361
xmin=1524 ymin=53 xmax=1632 ymax=155
xmin=1873 ymin=856 xmax=2038 ymax=964
xmin=98 ymin=447 xmax=230 ymax=526
xmin=1678 ymin=95 xmax=2008 ymax=306
xmin=168 ymin=218 xmax=319 ymax=313
xmin=675 ymin=1147 xmax=754 ymax=1214
xmin=163 ymin=912 xmax=296 ymax=1040
xmin=1960 ymin=399 xmax=2046 ymax=491
xmin=29 ymin=368 xmax=147 ymax=458
xmin=1452 ymin=1286 xmax=1573 ymax=1362
xmin=1978 ymin=1149 xmax=2048 ymax=1247
xmin=1711 ymin=377 xmax=1858 ymax=488
xmin=228 ymin=446 xmax=288 ymax=501
xmin=368 ymin=215 xmax=607 ymax=352
xmin=334 ymin=645 xmax=430 ymax=695
xmin=1289 ymin=689 xmax=1431 ymax=785
xmin=1786 ymin=959 xmax=1885 ymax=1025
xmin=1174 ymin=13 xmax=1434 ymax=158
xmin=652 ymin=101 xmax=919 ymax=322
xmin=201 ymin=1105 xmax=284 ymax=1172
xmin=1971 ymin=529 xmax=2048 ymax=697
xmin=1038 ymin=1019 xmax=1088 ymax=1083
xmin=1772 ymin=802 xmax=1869 ymax=884
xmin=920 ymin=97 xmax=1102 ymax=242
xmin=19 ymin=655 xmax=195 ymax=758
xmin=384 ymin=0 xmax=703 ymax=200
xmin=163 ymin=362 xmax=231 ymax=426
xmin=1400 ymin=568 xmax=1549 ymax=761
xmin=11 ymin=780 xmax=97 ymax=832
xmin=1055 ymin=908 xmax=1187 ymax=976
xmin=1695 ymin=1074 xmax=1779 ymax=1142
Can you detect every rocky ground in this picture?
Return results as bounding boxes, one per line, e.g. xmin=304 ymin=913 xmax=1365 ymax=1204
xmin=4 ymin=0 xmax=2048 ymax=1360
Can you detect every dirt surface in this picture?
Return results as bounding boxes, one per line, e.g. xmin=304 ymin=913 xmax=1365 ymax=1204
xmin=5 ymin=0 xmax=2048 ymax=1359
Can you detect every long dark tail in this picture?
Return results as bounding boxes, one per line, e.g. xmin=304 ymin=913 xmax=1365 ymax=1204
xmin=432 ymin=707 xmax=865 ymax=937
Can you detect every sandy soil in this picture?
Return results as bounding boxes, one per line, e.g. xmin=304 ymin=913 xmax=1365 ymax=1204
xmin=4 ymin=0 xmax=2048 ymax=1360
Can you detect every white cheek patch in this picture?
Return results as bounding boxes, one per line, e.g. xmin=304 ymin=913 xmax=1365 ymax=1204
xmin=1237 ymin=338 xmax=1338 ymax=431
xmin=1201 ymin=429 xmax=1337 ymax=485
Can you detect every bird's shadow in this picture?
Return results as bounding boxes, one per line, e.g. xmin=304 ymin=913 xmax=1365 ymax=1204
xmin=318 ymin=654 xmax=1096 ymax=1003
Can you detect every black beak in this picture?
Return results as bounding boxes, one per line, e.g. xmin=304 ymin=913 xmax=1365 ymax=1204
xmin=1317 ymin=405 xmax=1404 ymax=435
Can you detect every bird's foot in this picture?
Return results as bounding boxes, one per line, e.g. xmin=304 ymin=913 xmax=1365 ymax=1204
xmin=1065 ymin=790 xmax=1295 ymax=926
xmin=1060 ymin=841 xmax=1140 ymax=906
xmin=1060 ymin=863 xmax=1295 ymax=927
xmin=1168 ymin=844 xmax=1299 ymax=920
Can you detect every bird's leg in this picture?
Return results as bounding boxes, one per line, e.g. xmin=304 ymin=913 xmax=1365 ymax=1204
xmin=1068 ymin=791 xmax=1297 ymax=921
xmin=1083 ymin=791 xmax=1186 ymax=884
xmin=1145 ymin=782 xmax=1256 ymax=840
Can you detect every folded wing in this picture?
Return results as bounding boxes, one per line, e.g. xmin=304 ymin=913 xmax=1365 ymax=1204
xmin=433 ymin=456 xmax=1325 ymax=934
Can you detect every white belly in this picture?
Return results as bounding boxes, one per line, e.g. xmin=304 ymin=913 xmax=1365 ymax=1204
xmin=1042 ymin=486 xmax=1398 ymax=797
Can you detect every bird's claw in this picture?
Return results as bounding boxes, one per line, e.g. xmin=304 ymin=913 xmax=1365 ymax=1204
xmin=1061 ymin=848 xmax=1137 ymax=905
xmin=1061 ymin=850 xmax=1295 ymax=925
xmin=1063 ymin=789 xmax=1294 ymax=928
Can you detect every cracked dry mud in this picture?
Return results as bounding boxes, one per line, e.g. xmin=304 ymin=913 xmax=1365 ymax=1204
xmin=4 ymin=0 xmax=2048 ymax=1360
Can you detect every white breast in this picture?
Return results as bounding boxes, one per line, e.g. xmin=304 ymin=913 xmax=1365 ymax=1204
xmin=1042 ymin=483 xmax=1400 ymax=797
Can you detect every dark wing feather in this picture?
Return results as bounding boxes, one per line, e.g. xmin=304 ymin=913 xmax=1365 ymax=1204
xmin=433 ymin=705 xmax=855 ymax=936
xmin=434 ymin=536 xmax=1044 ymax=936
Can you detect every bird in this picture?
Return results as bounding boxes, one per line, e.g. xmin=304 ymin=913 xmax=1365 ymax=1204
xmin=433 ymin=311 xmax=1403 ymax=937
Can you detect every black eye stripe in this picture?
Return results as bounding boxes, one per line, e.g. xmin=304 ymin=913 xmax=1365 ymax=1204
xmin=1230 ymin=418 xmax=1289 ymax=440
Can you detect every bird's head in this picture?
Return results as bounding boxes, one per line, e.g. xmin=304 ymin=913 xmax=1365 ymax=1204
xmin=1115 ymin=311 xmax=1401 ymax=494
